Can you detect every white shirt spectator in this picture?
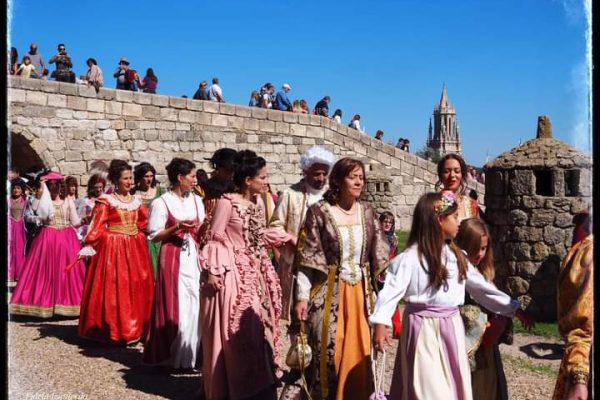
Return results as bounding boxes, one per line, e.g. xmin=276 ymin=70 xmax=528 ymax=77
xmin=209 ymin=83 xmax=224 ymax=102
xmin=350 ymin=119 xmax=362 ymax=132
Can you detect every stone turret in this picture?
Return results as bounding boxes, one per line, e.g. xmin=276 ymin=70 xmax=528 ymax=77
xmin=484 ymin=116 xmax=592 ymax=321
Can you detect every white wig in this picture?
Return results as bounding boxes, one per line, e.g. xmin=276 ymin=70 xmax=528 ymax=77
xmin=298 ymin=146 xmax=336 ymax=172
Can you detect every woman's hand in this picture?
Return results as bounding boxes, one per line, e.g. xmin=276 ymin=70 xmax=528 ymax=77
xmin=515 ymin=309 xmax=535 ymax=331
xmin=373 ymin=324 xmax=392 ymax=353
xmin=295 ymin=300 xmax=308 ymax=321
xmin=206 ymin=273 xmax=223 ymax=291
xmin=179 ymin=220 xmax=198 ymax=232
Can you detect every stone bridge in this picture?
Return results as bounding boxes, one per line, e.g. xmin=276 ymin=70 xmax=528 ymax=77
xmin=7 ymin=77 xmax=485 ymax=230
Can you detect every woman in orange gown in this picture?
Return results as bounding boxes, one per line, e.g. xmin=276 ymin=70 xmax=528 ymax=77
xmin=78 ymin=159 xmax=155 ymax=344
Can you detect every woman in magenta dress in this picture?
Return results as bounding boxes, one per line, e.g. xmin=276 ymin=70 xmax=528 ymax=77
xmin=200 ymin=150 xmax=294 ymax=400
xmin=78 ymin=159 xmax=155 ymax=344
xmin=8 ymin=179 xmax=27 ymax=284
xmin=10 ymin=171 xmax=85 ymax=318
xmin=144 ymin=158 xmax=205 ymax=369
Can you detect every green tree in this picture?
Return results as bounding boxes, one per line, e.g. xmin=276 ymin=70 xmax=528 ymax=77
xmin=415 ymin=144 xmax=441 ymax=163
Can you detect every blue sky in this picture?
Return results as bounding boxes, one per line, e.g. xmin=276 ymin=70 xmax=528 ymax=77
xmin=7 ymin=0 xmax=591 ymax=167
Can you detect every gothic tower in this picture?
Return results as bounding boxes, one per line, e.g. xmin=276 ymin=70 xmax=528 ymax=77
xmin=427 ymin=85 xmax=462 ymax=156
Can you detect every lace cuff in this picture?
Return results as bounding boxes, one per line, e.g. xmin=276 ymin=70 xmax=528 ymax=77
xmin=200 ymin=238 xmax=231 ymax=275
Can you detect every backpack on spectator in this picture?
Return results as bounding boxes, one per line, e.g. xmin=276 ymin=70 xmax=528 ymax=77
xmin=125 ymin=69 xmax=136 ymax=84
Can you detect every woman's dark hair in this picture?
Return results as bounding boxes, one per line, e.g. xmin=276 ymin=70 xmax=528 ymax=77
xmin=134 ymin=162 xmax=158 ymax=189
xmin=108 ymin=159 xmax=132 ymax=185
xmin=333 ymin=109 xmax=342 ymax=117
xmin=232 ymin=150 xmax=266 ymax=191
xmin=406 ymin=192 xmax=467 ymax=290
xmin=10 ymin=47 xmax=18 ymax=65
xmin=64 ymin=176 xmax=79 ymax=198
xmin=86 ymin=58 xmax=97 ymax=66
xmin=196 ymin=169 xmax=209 ymax=186
xmin=323 ymin=158 xmax=365 ymax=205
xmin=46 ymin=179 xmax=65 ymax=200
xmin=208 ymin=148 xmax=237 ymax=172
xmin=146 ymin=68 xmax=158 ymax=83
xmin=165 ymin=158 xmax=196 ymax=186
xmin=436 ymin=153 xmax=468 ymax=195
xmin=10 ymin=179 xmax=26 ymax=196
xmin=87 ymin=173 xmax=107 ymax=197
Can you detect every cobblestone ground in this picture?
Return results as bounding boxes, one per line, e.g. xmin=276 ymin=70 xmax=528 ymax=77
xmin=7 ymin=314 xmax=562 ymax=400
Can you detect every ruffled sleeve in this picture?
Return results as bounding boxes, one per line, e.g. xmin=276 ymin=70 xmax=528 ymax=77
xmin=200 ymin=197 xmax=233 ymax=275
xmin=147 ymin=198 xmax=167 ymax=241
xmin=83 ymin=199 xmax=109 ymax=247
xmin=264 ymin=227 xmax=295 ymax=248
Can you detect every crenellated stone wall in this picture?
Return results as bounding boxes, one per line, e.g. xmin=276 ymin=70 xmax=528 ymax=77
xmin=7 ymin=77 xmax=485 ymax=230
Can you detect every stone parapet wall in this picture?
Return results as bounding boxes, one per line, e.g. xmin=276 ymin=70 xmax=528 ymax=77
xmin=7 ymin=77 xmax=485 ymax=230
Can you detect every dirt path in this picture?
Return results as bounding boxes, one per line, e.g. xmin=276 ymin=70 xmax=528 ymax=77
xmin=7 ymin=316 xmax=562 ymax=400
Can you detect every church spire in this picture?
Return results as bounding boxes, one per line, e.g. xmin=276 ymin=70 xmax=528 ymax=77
xmin=439 ymin=83 xmax=449 ymax=109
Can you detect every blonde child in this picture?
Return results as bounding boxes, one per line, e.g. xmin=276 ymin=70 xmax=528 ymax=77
xmin=456 ymin=218 xmax=513 ymax=400
xmin=370 ymin=191 xmax=532 ymax=400
xmin=16 ymin=56 xmax=38 ymax=79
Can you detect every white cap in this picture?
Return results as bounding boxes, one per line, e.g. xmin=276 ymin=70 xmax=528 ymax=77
xmin=283 ymin=83 xmax=291 ymax=90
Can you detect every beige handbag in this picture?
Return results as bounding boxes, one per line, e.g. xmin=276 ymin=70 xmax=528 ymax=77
xmin=285 ymin=321 xmax=312 ymax=370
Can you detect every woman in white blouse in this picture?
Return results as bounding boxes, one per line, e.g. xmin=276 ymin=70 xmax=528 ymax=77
xmin=371 ymin=191 xmax=532 ymax=400
xmin=143 ymin=158 xmax=205 ymax=369
xmin=293 ymin=157 xmax=390 ymax=400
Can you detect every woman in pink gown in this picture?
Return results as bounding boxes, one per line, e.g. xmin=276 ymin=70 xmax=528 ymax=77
xmin=8 ymin=179 xmax=27 ymax=284
xmin=200 ymin=150 xmax=294 ymax=400
xmin=10 ymin=171 xmax=86 ymax=318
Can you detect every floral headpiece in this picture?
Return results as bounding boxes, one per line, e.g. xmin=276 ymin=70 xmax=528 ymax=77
xmin=434 ymin=190 xmax=457 ymax=215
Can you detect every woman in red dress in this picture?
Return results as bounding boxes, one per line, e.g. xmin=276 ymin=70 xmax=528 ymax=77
xmin=78 ymin=159 xmax=155 ymax=344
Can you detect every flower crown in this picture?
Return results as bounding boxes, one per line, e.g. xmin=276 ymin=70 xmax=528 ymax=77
xmin=434 ymin=191 xmax=457 ymax=215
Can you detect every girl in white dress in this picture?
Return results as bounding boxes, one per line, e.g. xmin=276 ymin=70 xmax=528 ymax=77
xmin=370 ymin=191 xmax=532 ymax=400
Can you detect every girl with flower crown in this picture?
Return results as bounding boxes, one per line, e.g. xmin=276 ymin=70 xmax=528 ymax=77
xmin=370 ymin=191 xmax=532 ymax=400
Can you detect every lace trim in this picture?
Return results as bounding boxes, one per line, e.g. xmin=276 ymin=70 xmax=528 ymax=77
xmin=100 ymin=194 xmax=142 ymax=211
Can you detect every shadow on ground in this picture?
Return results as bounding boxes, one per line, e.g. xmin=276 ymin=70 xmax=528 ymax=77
xmin=519 ymin=342 xmax=564 ymax=360
xmin=10 ymin=317 xmax=202 ymax=400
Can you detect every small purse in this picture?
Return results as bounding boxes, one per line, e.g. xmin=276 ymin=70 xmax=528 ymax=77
xmin=285 ymin=321 xmax=312 ymax=370
xmin=370 ymin=349 xmax=387 ymax=400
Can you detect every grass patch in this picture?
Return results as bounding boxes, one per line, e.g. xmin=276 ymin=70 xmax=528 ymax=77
xmin=500 ymin=354 xmax=558 ymax=377
xmin=513 ymin=320 xmax=560 ymax=339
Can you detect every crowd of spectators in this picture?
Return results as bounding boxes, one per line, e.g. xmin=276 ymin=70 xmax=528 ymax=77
xmin=8 ymin=41 xmax=413 ymax=147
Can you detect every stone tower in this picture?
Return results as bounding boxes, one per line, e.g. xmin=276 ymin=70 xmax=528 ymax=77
xmin=484 ymin=116 xmax=592 ymax=321
xmin=427 ymin=85 xmax=462 ymax=156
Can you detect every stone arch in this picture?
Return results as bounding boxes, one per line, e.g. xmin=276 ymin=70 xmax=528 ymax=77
xmin=9 ymin=132 xmax=49 ymax=174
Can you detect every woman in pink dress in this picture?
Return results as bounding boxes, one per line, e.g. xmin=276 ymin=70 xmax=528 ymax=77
xmin=200 ymin=150 xmax=294 ymax=400
xmin=78 ymin=160 xmax=155 ymax=344
xmin=10 ymin=171 xmax=86 ymax=318
xmin=8 ymin=179 xmax=27 ymax=284
xmin=144 ymin=158 xmax=205 ymax=369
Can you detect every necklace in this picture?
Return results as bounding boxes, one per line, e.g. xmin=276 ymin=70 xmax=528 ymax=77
xmin=114 ymin=192 xmax=132 ymax=203
xmin=336 ymin=203 xmax=357 ymax=215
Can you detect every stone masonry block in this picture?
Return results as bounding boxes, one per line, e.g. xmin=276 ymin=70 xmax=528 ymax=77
xmin=290 ymin=124 xmax=306 ymax=136
xmin=283 ymin=112 xmax=298 ymax=123
xmin=220 ymin=103 xmax=236 ymax=115
xmin=115 ymin=90 xmax=134 ymax=102
xmin=87 ymin=99 xmax=105 ymax=113
xmin=142 ymin=105 xmax=160 ymax=119
xmin=211 ymin=114 xmax=228 ymax=127
xmin=187 ymin=99 xmax=203 ymax=111
xmin=203 ymin=101 xmax=220 ymax=114
xmin=160 ymin=107 xmax=178 ymax=121
xmin=179 ymin=110 xmax=196 ymax=123
xmin=122 ymin=103 xmax=143 ymax=117
xmin=152 ymin=95 xmax=170 ymax=107
xmin=58 ymin=82 xmax=78 ymax=95
xmin=306 ymin=126 xmax=324 ymax=139
xmin=105 ymin=102 xmax=123 ymax=115
xmin=78 ymin=84 xmax=97 ymax=98
xmin=133 ymin=92 xmax=153 ymax=105
xmin=97 ymin=88 xmax=116 ymax=101
xmin=267 ymin=109 xmax=283 ymax=121
xmin=170 ymin=96 xmax=187 ymax=109
xmin=195 ymin=112 xmax=211 ymax=125
xmin=235 ymin=105 xmax=251 ymax=117
xmin=297 ymin=114 xmax=310 ymax=125
xmin=251 ymin=107 xmax=267 ymax=119
xmin=26 ymin=91 xmax=48 ymax=106
xmin=47 ymin=94 xmax=67 ymax=108
xmin=39 ymin=80 xmax=60 ymax=93
xmin=243 ymin=118 xmax=259 ymax=131
xmin=8 ymin=89 xmax=26 ymax=103
xmin=259 ymin=120 xmax=275 ymax=133
xmin=67 ymin=96 xmax=87 ymax=111
xmin=309 ymin=115 xmax=322 ymax=126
